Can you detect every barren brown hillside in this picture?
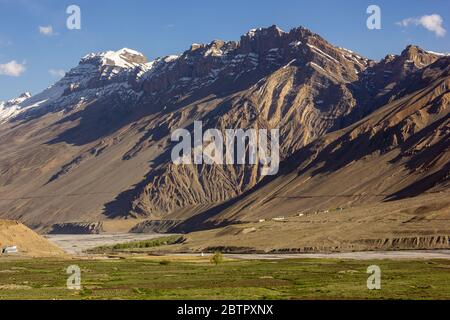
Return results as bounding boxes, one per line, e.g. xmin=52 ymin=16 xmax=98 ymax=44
xmin=148 ymin=193 xmax=450 ymax=253
xmin=0 ymin=220 xmax=65 ymax=257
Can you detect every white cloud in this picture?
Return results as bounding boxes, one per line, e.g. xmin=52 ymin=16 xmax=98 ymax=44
xmin=397 ymin=14 xmax=446 ymax=37
xmin=39 ymin=25 xmax=55 ymax=36
xmin=49 ymin=69 xmax=66 ymax=78
xmin=0 ymin=60 xmax=26 ymax=77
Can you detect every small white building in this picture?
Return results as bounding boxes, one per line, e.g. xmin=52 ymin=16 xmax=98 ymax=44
xmin=2 ymin=246 xmax=18 ymax=254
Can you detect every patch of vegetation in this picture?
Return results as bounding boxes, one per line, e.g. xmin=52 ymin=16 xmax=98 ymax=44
xmin=210 ymin=251 xmax=224 ymax=265
xmin=0 ymin=258 xmax=449 ymax=300
xmin=87 ymin=235 xmax=185 ymax=254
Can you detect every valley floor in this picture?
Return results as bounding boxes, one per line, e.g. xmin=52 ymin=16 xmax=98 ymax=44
xmin=44 ymin=232 xmax=450 ymax=260
xmin=0 ymin=256 xmax=449 ymax=300
xmin=45 ymin=233 xmax=179 ymax=255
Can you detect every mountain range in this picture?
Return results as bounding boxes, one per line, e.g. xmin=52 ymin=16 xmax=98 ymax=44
xmin=0 ymin=25 xmax=448 ymax=246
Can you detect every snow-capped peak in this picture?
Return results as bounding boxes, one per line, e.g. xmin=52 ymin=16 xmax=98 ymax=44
xmin=116 ymin=48 xmax=143 ymax=56
xmin=6 ymin=92 xmax=32 ymax=106
xmin=0 ymin=92 xmax=33 ymax=123
xmin=163 ymin=55 xmax=180 ymax=63
xmin=81 ymin=48 xmax=148 ymax=69
xmin=2 ymin=48 xmax=151 ymax=123
xmin=245 ymin=25 xmax=285 ymax=38
xmin=21 ymin=92 xmax=32 ymax=98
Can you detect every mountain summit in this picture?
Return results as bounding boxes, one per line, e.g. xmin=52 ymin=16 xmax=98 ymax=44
xmin=81 ymin=48 xmax=148 ymax=68
xmin=0 ymin=92 xmax=32 ymax=123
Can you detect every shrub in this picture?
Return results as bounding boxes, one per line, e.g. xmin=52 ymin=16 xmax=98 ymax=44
xmin=210 ymin=251 xmax=224 ymax=265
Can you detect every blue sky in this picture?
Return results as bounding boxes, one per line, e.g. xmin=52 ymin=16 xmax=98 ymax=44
xmin=0 ymin=0 xmax=449 ymax=100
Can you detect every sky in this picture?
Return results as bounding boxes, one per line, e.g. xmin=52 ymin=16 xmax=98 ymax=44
xmin=0 ymin=0 xmax=449 ymax=101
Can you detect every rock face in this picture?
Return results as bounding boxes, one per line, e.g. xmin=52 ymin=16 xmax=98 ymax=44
xmin=0 ymin=25 xmax=448 ymax=232
xmin=109 ymin=26 xmax=373 ymax=218
xmin=182 ymin=56 xmax=449 ymax=230
xmin=347 ymin=45 xmax=443 ymax=122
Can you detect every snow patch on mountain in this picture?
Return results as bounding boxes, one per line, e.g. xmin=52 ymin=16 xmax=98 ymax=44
xmin=5 ymin=48 xmax=153 ymax=121
xmin=425 ymin=50 xmax=449 ymax=57
xmin=0 ymin=92 xmax=32 ymax=123
xmin=81 ymin=48 xmax=148 ymax=69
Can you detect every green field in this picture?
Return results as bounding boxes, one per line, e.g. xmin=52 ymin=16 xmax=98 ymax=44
xmin=0 ymin=257 xmax=449 ymax=300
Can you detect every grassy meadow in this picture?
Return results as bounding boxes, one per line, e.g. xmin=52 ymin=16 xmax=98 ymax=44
xmin=0 ymin=257 xmax=449 ymax=300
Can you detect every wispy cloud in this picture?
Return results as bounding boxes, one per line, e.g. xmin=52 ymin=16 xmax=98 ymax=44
xmin=0 ymin=60 xmax=26 ymax=77
xmin=49 ymin=69 xmax=65 ymax=78
xmin=39 ymin=25 xmax=56 ymax=36
xmin=397 ymin=14 xmax=446 ymax=37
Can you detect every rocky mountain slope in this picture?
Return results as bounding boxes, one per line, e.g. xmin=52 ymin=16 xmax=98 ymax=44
xmin=0 ymin=25 xmax=448 ymax=234
xmin=178 ymin=56 xmax=449 ymax=231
